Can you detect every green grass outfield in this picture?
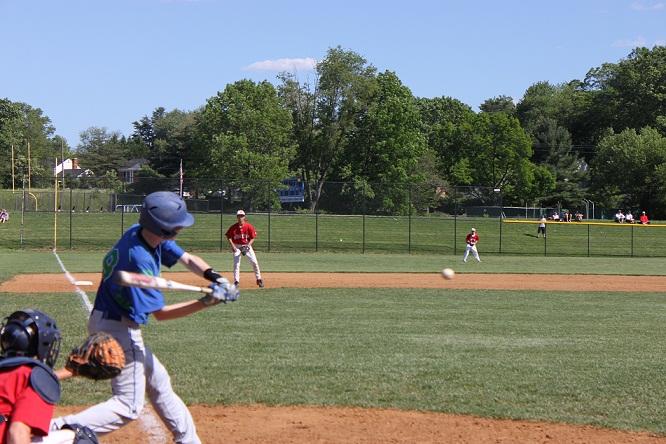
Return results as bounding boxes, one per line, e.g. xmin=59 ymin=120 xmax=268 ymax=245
xmin=1 ymin=251 xmax=665 ymax=434
xmin=3 ymin=211 xmax=666 ymax=257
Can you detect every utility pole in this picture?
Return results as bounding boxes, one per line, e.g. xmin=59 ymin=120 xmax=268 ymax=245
xmin=11 ymin=144 xmax=15 ymax=192
xmin=27 ymin=140 xmax=31 ymax=191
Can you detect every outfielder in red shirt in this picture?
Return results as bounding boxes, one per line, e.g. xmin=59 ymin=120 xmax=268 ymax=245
xmin=0 ymin=309 xmax=98 ymax=444
xmin=225 ymin=210 xmax=264 ymax=287
xmin=463 ymin=227 xmax=481 ymax=263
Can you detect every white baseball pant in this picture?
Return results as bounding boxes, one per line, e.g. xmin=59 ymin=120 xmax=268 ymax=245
xmin=233 ymin=245 xmax=262 ymax=284
xmin=52 ymin=310 xmax=200 ymax=444
xmin=31 ymin=429 xmax=75 ymax=443
xmin=463 ymin=244 xmax=480 ymax=262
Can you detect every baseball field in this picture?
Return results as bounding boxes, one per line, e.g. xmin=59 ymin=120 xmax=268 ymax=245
xmin=1 ymin=251 xmax=666 ymax=443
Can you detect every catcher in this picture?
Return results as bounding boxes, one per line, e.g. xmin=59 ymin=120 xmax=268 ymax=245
xmin=225 ymin=209 xmax=264 ymax=287
xmin=0 ymin=309 xmax=99 ymax=444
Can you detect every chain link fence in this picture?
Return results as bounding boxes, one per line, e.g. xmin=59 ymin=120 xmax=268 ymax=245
xmin=0 ymin=178 xmax=662 ymax=256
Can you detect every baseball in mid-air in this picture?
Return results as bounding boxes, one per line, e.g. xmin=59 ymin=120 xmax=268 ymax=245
xmin=441 ymin=268 xmax=455 ymax=280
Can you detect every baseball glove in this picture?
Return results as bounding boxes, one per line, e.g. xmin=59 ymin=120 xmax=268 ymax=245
xmin=240 ymin=245 xmax=250 ymax=256
xmin=65 ymin=331 xmax=125 ymax=380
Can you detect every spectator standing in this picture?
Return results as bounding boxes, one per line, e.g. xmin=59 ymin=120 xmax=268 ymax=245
xmin=537 ymin=216 xmax=547 ymax=238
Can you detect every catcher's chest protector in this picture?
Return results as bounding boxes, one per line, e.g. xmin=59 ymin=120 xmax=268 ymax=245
xmin=0 ymin=357 xmax=61 ymax=404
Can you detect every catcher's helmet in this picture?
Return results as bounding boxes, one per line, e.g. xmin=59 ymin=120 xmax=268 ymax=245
xmin=0 ymin=309 xmax=61 ymax=368
xmin=139 ymin=191 xmax=194 ymax=239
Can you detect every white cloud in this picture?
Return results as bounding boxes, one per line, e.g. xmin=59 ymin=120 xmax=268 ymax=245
xmin=630 ymin=1 xmax=665 ymax=11
xmin=244 ymin=57 xmax=317 ymax=72
xmin=613 ymin=36 xmax=648 ymax=48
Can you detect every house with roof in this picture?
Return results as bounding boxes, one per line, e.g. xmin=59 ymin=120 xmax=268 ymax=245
xmin=118 ymin=159 xmax=149 ymax=183
xmin=53 ymin=158 xmax=92 ymax=178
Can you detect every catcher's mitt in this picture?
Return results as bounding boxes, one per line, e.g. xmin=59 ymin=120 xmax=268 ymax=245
xmin=240 ymin=245 xmax=250 ymax=256
xmin=65 ymin=331 xmax=125 ymax=380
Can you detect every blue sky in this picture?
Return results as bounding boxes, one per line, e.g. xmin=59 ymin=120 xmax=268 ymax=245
xmin=1 ymin=0 xmax=664 ymax=147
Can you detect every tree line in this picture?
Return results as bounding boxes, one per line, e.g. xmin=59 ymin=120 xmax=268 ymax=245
xmin=1 ymin=46 xmax=666 ymax=216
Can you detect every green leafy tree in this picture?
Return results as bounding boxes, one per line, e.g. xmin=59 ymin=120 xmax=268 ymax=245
xmin=467 ymin=112 xmax=534 ymax=204
xmin=76 ymin=127 xmax=129 ymax=178
xmin=195 ymin=79 xmax=295 ymax=209
xmin=583 ymin=46 xmax=666 ymax=140
xmin=416 ymin=96 xmax=476 ymax=183
xmin=0 ymin=99 xmax=23 ymax=188
xmin=480 ymin=95 xmax=516 ymax=115
xmin=516 ymin=81 xmax=592 ymax=152
xmin=278 ymin=46 xmax=376 ymax=211
xmin=591 ymin=127 xmax=666 ymax=217
xmin=132 ymin=108 xmax=196 ymax=177
xmin=532 ymin=118 xmax=587 ymax=207
xmin=341 ymin=71 xmax=429 ymax=214
xmin=0 ymin=100 xmax=65 ymax=188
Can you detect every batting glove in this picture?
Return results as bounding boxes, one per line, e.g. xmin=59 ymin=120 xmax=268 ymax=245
xmin=200 ymin=278 xmax=239 ymax=306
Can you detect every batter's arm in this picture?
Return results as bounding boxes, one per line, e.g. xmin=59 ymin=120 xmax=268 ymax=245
xmin=153 ymin=299 xmax=208 ymax=321
xmin=179 ymin=252 xmax=215 ymax=277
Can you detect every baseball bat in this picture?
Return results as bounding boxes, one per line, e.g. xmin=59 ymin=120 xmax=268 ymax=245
xmin=114 ymin=270 xmax=212 ymax=294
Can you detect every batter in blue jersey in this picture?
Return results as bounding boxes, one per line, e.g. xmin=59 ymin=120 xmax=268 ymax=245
xmin=53 ymin=192 xmax=239 ymax=444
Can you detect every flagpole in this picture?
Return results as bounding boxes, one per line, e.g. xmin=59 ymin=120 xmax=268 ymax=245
xmin=179 ymin=159 xmax=184 ymax=198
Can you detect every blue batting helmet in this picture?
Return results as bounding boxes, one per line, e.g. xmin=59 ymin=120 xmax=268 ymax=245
xmin=0 ymin=309 xmax=61 ymax=368
xmin=139 ymin=191 xmax=194 ymax=239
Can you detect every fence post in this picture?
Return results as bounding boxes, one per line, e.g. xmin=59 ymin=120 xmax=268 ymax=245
xmin=631 ymin=225 xmax=634 ymax=257
xmin=498 ymin=216 xmax=502 ymax=254
xmin=69 ymin=188 xmax=73 ymax=249
xmin=453 ymin=191 xmax=457 ymax=255
xmin=587 ymin=224 xmax=590 ymax=257
xmin=315 ymin=211 xmax=319 ymax=252
xmin=268 ymin=201 xmax=272 ymax=253
xmin=544 ymin=225 xmax=547 ymax=256
xmin=496 ymin=188 xmax=503 ymax=254
xmin=362 ymin=214 xmax=366 ymax=254
xmin=408 ymin=184 xmax=412 ymax=254
xmin=219 ymin=194 xmax=224 ymax=252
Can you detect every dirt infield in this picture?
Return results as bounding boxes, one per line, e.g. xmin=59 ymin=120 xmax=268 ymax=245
xmin=5 ymin=272 xmax=666 ymax=443
xmin=4 ymin=271 xmax=666 ymax=293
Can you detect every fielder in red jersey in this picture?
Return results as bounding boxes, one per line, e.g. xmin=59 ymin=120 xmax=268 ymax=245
xmin=463 ymin=227 xmax=481 ymax=263
xmin=225 ymin=210 xmax=264 ymax=287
